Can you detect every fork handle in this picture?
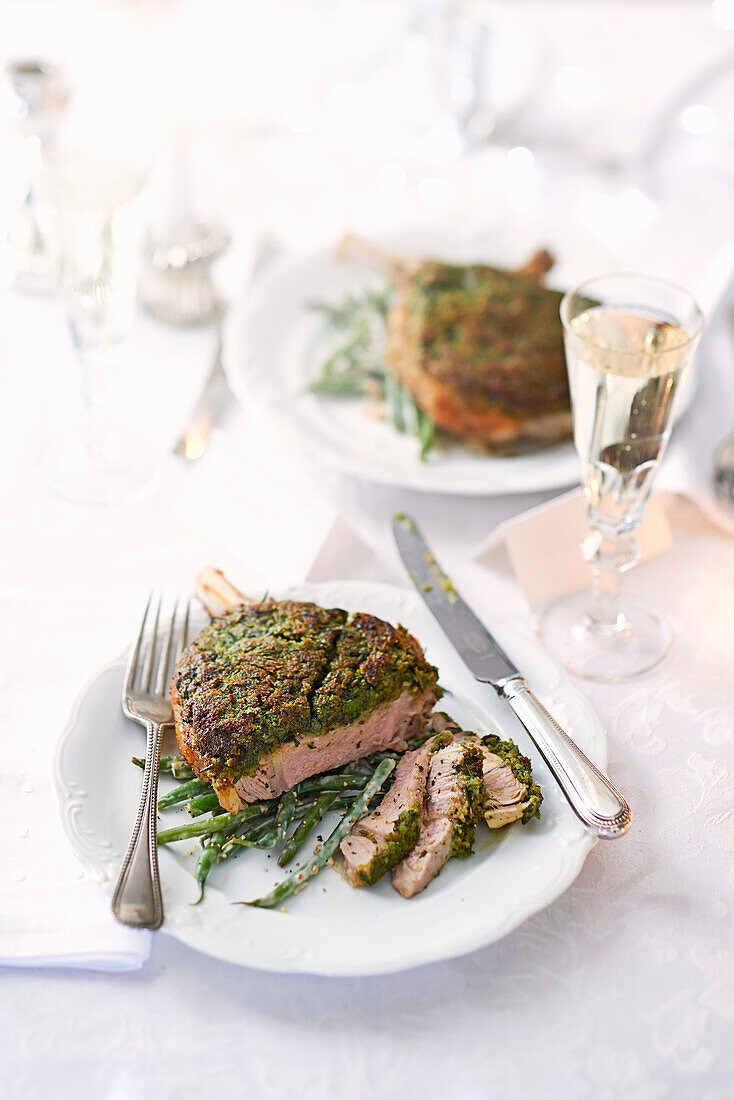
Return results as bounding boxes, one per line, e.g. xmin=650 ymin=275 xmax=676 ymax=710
xmin=111 ymin=720 xmax=167 ymax=929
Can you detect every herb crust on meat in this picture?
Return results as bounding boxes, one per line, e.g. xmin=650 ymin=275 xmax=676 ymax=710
xmin=386 ymin=259 xmax=571 ymax=451
xmin=172 ymin=598 xmax=441 ymax=800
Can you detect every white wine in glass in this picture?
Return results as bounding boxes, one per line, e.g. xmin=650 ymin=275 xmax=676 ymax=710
xmin=538 ymin=275 xmax=703 ymax=681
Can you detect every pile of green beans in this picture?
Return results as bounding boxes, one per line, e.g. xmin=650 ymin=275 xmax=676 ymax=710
xmin=307 ymin=288 xmax=437 ymax=461
xmin=143 ymin=749 xmax=403 ymax=907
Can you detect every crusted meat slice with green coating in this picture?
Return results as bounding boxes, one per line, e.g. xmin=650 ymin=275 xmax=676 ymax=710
xmin=171 ymin=574 xmax=440 ymax=811
xmin=391 ymin=740 xmax=485 ymax=898
xmin=477 ymin=734 xmax=542 ymax=827
xmin=338 ymin=730 xmax=452 ymax=887
xmin=428 ymin=713 xmax=542 ymax=828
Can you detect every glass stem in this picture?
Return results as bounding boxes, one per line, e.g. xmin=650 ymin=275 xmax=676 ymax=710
xmin=78 ymin=350 xmax=102 ymax=461
xmin=585 ymin=527 xmax=639 ymax=636
xmin=75 ymin=339 xmax=118 ymax=463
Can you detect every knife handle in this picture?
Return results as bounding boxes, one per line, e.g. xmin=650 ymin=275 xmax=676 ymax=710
xmin=496 ymin=675 xmax=632 ymax=839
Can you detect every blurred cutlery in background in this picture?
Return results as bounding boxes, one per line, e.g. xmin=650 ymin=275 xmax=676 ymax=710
xmin=173 ymin=235 xmax=281 ymax=460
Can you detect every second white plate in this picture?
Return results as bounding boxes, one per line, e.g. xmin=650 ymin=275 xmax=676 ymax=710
xmin=222 ymin=227 xmax=583 ymax=495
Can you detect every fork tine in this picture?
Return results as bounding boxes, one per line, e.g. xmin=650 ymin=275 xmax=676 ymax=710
xmin=155 ymin=599 xmax=178 ymax=697
xmin=141 ymin=593 xmax=162 ymax=692
xmin=123 ymin=591 xmax=153 ymax=697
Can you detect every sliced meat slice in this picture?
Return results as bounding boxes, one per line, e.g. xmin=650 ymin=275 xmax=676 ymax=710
xmin=391 ymin=740 xmax=485 ymax=898
xmin=427 ymin=715 xmax=542 ymax=829
xmin=339 ymin=730 xmax=451 ymax=886
xmin=474 ymin=734 xmax=542 ymax=828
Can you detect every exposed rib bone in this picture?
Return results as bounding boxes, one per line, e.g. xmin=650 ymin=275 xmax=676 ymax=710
xmin=336 ymin=233 xmax=555 ymax=287
xmin=335 ymin=233 xmax=419 ymax=282
xmin=195 ymin=567 xmax=252 ymax=616
xmin=512 ymin=249 xmax=555 ymax=283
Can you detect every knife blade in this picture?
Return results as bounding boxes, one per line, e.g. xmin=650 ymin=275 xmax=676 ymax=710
xmin=393 ymin=514 xmax=632 ymax=840
xmin=172 ymin=343 xmax=229 ymax=460
xmin=173 ymin=236 xmax=281 ymax=460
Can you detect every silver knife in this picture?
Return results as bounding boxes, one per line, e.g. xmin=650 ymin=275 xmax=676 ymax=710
xmin=173 ymin=236 xmax=281 ymax=460
xmin=393 ymin=515 xmax=632 ymax=840
xmin=172 ymin=340 xmax=229 ymax=459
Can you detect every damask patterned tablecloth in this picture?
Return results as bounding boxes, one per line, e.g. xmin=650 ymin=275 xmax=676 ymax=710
xmin=4 ymin=407 xmax=734 ymax=1099
xmin=2 ymin=245 xmax=733 ymax=1100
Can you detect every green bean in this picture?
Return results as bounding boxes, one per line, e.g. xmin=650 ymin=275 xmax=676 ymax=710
xmin=133 ymin=754 xmax=195 ymax=779
xmin=403 ymin=392 xmax=436 ymax=461
xmin=319 ymin=327 xmax=371 ymax=375
xmin=274 ymin=790 xmax=297 ymax=839
xmin=193 ymin=842 xmax=222 ymax=904
xmin=186 ymin=792 xmax=221 ymax=817
xmin=277 ymin=791 xmax=335 ymax=868
xmin=281 ymin=786 xmax=385 ymax=863
xmin=306 ymin=284 xmax=438 ymax=456
xmin=157 ymin=802 xmax=272 ymax=843
xmin=171 ymin=759 xmax=196 ymax=779
xmin=417 ymin=409 xmax=435 ymax=461
xmin=406 ymin=737 xmax=428 ymax=751
xmin=157 ymin=778 xmax=211 ymax=811
xmin=295 ymin=774 xmax=369 ymax=796
xmin=384 ymin=372 xmax=405 ymax=432
xmin=218 ymin=818 xmax=280 ymax=858
xmin=193 ymin=788 xmax=371 ymax=900
xmin=361 ymin=751 xmax=400 ymax=767
xmin=228 ymin=789 xmax=299 ymax=852
xmin=309 ymin=374 xmax=367 ymax=396
xmin=243 ymin=759 xmax=396 ymax=909
xmin=226 ymin=825 xmax=279 ymax=851
xmin=192 ymin=814 xmax=241 ymax=905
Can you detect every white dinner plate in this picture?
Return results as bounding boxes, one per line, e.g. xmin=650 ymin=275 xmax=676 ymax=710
xmin=222 ymin=213 xmax=699 ymax=496
xmin=54 ymin=580 xmax=604 ymax=976
xmin=221 ymin=224 xmax=582 ymax=495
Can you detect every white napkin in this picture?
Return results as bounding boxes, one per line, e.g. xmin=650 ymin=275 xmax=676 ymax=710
xmin=474 ymin=488 xmax=674 ymax=611
xmin=1 ymin=592 xmax=150 ymax=972
xmin=657 ymin=244 xmax=734 ymax=536
xmin=2 ymin=817 xmax=149 ymax=972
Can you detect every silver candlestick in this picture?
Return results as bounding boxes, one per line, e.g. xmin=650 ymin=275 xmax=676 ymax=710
xmin=138 ymin=220 xmax=230 ymax=326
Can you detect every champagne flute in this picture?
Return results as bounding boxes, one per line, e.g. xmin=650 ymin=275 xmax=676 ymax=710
xmin=35 ymin=150 xmax=157 ymax=506
xmin=538 ymin=274 xmax=703 ymax=681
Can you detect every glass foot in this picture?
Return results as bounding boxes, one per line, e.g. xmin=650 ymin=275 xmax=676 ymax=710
xmin=537 ymin=590 xmax=672 ymax=682
xmin=37 ymin=431 xmax=160 ymax=507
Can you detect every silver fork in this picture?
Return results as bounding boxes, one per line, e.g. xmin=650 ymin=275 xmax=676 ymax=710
xmin=713 ymin=429 xmax=734 ymax=503
xmin=111 ymin=594 xmax=189 ymax=929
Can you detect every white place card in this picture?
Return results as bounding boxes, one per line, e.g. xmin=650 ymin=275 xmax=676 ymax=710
xmin=474 ymin=489 xmax=673 ymax=611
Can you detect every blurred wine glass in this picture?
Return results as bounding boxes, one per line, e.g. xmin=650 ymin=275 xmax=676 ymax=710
xmin=35 ymin=150 xmax=158 ymax=506
xmin=1 ymin=59 xmax=69 ymax=293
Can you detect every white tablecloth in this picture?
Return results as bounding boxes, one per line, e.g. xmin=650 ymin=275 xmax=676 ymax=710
xmin=5 ymin=300 xmax=734 ymax=1099
xmin=4 ymin=2 xmax=734 ymax=1097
